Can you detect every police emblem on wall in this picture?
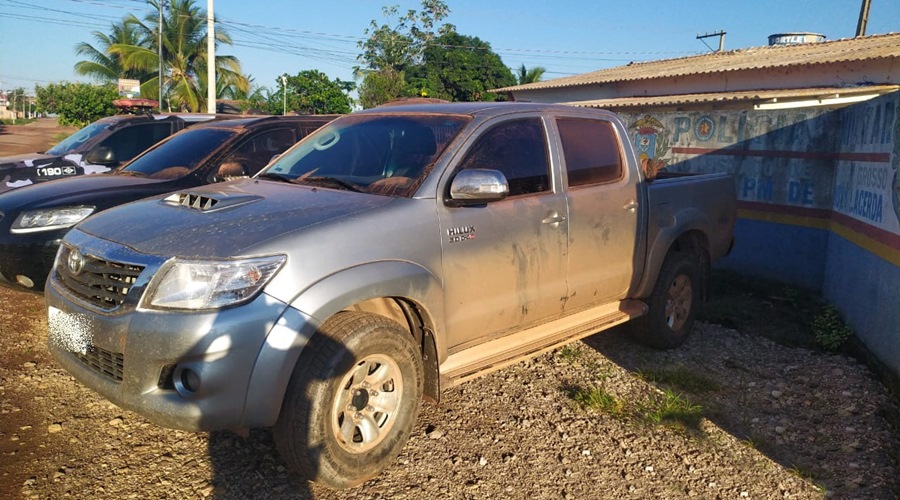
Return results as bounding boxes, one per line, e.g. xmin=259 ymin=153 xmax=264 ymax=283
xmin=628 ymin=115 xmax=670 ymax=170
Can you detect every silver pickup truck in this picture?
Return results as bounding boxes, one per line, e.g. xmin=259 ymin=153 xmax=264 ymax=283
xmin=46 ymin=102 xmax=735 ymax=488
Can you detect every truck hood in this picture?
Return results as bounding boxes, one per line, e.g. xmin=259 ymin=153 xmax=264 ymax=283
xmin=75 ymin=178 xmax=397 ymax=258
xmin=0 ymin=173 xmax=168 ymax=212
xmin=0 ymin=153 xmax=55 ymax=167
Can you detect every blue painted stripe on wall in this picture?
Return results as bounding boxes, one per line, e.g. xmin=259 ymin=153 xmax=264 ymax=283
xmin=716 ymin=218 xmax=828 ymax=290
xmin=823 ymin=234 xmax=900 ymax=375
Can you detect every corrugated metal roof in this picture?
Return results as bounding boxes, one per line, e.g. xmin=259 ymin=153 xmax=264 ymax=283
xmin=495 ymin=32 xmax=900 ymax=92
xmin=564 ymin=85 xmax=900 ymax=109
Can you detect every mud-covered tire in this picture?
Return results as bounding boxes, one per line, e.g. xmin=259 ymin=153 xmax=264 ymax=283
xmin=631 ymin=251 xmax=700 ymax=349
xmin=273 ymin=312 xmax=424 ymax=489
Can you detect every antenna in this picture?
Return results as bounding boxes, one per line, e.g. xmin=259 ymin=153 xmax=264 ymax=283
xmin=697 ymin=31 xmax=727 ymax=52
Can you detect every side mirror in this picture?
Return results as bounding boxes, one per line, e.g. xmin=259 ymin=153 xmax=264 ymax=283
xmin=447 ymin=169 xmax=509 ymax=207
xmin=85 ymin=147 xmax=117 ymax=165
xmin=217 ymin=161 xmax=248 ymax=181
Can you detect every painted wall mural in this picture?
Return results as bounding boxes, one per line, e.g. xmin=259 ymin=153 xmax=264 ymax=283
xmin=622 ymin=96 xmax=899 ymax=238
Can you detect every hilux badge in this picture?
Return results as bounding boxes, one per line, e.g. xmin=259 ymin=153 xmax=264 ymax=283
xmin=67 ymin=248 xmax=84 ymax=276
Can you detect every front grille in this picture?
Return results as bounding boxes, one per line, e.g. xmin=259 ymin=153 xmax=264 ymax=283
xmin=74 ymin=345 xmax=124 ymax=382
xmin=56 ymin=245 xmax=145 ymax=311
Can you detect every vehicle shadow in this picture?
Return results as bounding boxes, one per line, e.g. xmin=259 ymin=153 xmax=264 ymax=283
xmin=579 ymin=321 xmax=900 ymax=498
xmin=204 ymin=328 xmax=346 ymax=499
xmin=207 ymin=428 xmax=313 ymax=498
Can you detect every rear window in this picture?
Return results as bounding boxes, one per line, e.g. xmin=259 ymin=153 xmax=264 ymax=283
xmin=557 ymin=118 xmax=623 ymax=187
xmin=120 ymin=128 xmax=237 ymax=177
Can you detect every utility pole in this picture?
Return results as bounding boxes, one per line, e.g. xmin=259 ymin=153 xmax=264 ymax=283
xmin=206 ymin=0 xmax=216 ymax=114
xmin=281 ymin=75 xmax=287 ymax=115
xmin=10 ymin=89 xmax=19 ymax=124
xmin=697 ymin=31 xmax=727 ymax=52
xmin=856 ymin=0 xmax=871 ymax=37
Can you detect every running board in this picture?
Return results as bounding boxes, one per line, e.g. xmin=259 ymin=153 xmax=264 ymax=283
xmin=439 ymin=299 xmax=646 ymax=388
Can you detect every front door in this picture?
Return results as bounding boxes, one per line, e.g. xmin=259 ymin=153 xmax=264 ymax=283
xmin=438 ymin=117 xmax=568 ymax=351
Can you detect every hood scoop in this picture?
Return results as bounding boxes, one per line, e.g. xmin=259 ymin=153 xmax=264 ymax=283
xmin=162 ymin=191 xmax=262 ymax=212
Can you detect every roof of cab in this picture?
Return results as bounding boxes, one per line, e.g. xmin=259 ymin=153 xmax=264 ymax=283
xmin=180 ymin=114 xmax=339 ymax=131
xmin=355 ymin=101 xmax=589 ymax=117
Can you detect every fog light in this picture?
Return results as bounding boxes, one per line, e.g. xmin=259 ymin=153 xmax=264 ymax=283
xmin=15 ymin=275 xmax=34 ymax=288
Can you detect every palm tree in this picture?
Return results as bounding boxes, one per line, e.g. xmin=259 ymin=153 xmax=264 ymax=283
xmin=517 ymin=64 xmax=546 ymax=85
xmin=106 ymin=0 xmax=249 ymax=111
xmin=74 ymin=21 xmax=151 ymax=83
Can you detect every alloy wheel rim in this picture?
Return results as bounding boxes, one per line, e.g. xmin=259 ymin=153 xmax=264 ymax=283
xmin=331 ymin=354 xmax=403 ymax=453
xmin=664 ymin=274 xmax=692 ymax=330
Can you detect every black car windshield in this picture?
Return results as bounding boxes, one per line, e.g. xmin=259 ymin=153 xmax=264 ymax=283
xmin=120 ymin=128 xmax=237 ymax=178
xmin=260 ymin=114 xmax=470 ymax=198
xmin=46 ymin=120 xmax=111 ymax=155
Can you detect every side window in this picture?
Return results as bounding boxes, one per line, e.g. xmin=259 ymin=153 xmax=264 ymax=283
xmin=219 ymin=128 xmax=297 ymax=177
xmin=557 ymin=118 xmax=623 ymax=187
xmin=457 ymin=118 xmax=550 ymax=196
xmin=100 ymin=123 xmax=172 ymax=163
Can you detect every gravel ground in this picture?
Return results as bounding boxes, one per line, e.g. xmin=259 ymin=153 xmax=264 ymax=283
xmin=0 ymin=121 xmax=898 ymax=499
xmin=1 ymin=285 xmax=898 ymax=499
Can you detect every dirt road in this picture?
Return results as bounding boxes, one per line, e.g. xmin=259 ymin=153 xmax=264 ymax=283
xmin=0 ymin=119 xmax=77 ymax=156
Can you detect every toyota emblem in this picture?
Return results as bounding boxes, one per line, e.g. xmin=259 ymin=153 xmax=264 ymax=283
xmin=67 ymin=248 xmax=85 ymax=276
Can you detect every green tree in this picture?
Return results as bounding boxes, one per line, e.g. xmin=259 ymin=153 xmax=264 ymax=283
xmin=74 ymin=21 xmax=149 ymax=83
xmin=356 ymin=0 xmax=451 ymax=107
xmin=516 ymin=64 xmax=546 ymax=85
xmin=82 ymin=0 xmax=249 ymax=111
xmin=407 ymin=31 xmax=515 ymax=102
xmin=268 ymin=70 xmax=354 ymax=115
xmin=35 ymin=83 xmax=119 ymax=127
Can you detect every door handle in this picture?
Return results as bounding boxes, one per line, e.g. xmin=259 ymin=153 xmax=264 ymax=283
xmin=623 ymin=201 xmax=638 ymax=212
xmin=542 ymin=212 xmax=567 ymax=228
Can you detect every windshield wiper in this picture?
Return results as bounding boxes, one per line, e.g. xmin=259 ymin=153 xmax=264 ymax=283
xmin=256 ymin=172 xmax=295 ymax=183
xmin=299 ymin=176 xmax=363 ymax=193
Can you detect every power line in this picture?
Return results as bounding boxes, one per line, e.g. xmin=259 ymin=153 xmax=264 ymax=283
xmin=5 ymin=0 xmax=702 ymax=89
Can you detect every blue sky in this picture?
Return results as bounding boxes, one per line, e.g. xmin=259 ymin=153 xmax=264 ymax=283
xmin=1 ymin=0 xmax=898 ymax=95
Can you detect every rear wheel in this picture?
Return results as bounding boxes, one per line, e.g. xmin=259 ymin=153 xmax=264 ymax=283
xmin=632 ymin=251 xmax=700 ymax=349
xmin=273 ymin=312 xmax=423 ymax=489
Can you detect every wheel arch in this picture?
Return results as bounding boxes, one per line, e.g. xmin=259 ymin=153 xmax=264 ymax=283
xmin=242 ymin=261 xmax=445 ymax=428
xmin=634 ymin=211 xmax=712 ymax=300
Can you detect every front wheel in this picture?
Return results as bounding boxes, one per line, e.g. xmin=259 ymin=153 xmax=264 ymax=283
xmin=631 ymin=251 xmax=700 ymax=349
xmin=273 ymin=311 xmax=424 ymax=489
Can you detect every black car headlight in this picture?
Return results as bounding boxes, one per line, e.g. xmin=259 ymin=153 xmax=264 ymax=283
xmin=11 ymin=206 xmax=95 ymax=233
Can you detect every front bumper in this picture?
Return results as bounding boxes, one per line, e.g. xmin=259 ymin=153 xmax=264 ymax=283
xmin=0 ymin=228 xmax=66 ymax=293
xmin=47 ymin=285 xmax=290 ymax=431
xmin=44 ymin=231 xmax=294 ymax=431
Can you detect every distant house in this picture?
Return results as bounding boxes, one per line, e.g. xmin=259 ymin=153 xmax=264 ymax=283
xmin=495 ymin=32 xmax=900 ymax=112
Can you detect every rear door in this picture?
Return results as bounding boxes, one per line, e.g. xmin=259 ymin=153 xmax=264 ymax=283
xmin=554 ymin=115 xmax=639 ymax=311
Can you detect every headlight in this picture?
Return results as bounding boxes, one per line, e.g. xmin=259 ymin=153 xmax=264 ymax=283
xmin=143 ymin=255 xmax=286 ymax=310
xmin=11 ymin=206 xmax=95 ymax=233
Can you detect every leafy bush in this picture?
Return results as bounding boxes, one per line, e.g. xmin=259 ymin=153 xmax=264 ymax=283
xmin=35 ymin=82 xmax=119 ymax=127
xmin=812 ymin=305 xmax=853 ymax=351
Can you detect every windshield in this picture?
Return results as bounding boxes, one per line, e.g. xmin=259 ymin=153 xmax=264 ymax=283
xmin=46 ymin=120 xmax=111 ymax=155
xmin=120 ymin=128 xmax=237 ymax=178
xmin=261 ymin=114 xmax=470 ymax=198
